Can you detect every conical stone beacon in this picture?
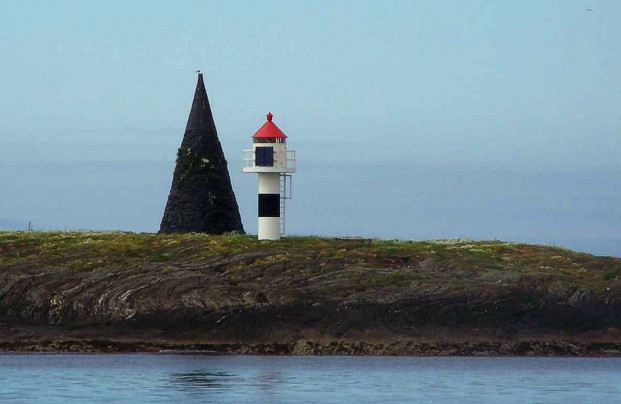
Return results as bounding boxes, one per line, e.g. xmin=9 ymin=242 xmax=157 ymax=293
xmin=159 ymin=73 xmax=244 ymax=234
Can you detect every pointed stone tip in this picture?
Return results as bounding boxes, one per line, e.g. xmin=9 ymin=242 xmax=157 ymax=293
xmin=266 ymin=112 xmax=273 ymax=122
xmin=195 ymin=70 xmax=204 ymax=87
xmin=185 ymin=69 xmax=212 ymax=133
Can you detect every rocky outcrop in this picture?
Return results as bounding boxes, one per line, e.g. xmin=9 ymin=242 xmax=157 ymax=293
xmin=159 ymin=73 xmax=244 ymax=234
xmin=1 ymin=232 xmax=621 ymax=355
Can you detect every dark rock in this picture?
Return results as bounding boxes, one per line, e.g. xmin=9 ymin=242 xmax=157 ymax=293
xmin=160 ymin=73 xmax=244 ymax=234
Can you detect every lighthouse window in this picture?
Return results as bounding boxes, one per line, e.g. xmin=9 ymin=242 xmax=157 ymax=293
xmin=255 ymin=146 xmax=274 ymax=166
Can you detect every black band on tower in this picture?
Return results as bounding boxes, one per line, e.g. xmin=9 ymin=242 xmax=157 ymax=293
xmin=258 ymin=194 xmax=280 ymax=217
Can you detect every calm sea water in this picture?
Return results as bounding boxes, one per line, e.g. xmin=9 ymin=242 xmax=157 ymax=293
xmin=1 ymin=354 xmax=620 ymax=403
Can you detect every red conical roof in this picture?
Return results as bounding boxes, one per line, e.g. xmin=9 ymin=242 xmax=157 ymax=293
xmin=252 ymin=112 xmax=288 ymax=139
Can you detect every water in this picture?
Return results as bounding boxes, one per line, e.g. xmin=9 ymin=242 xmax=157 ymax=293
xmin=1 ymin=354 xmax=620 ymax=403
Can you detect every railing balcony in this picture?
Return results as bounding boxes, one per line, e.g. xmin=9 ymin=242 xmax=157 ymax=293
xmin=243 ymin=149 xmax=296 ymax=172
xmin=243 ymin=150 xmax=254 ymax=168
xmin=286 ymin=150 xmax=296 ymax=170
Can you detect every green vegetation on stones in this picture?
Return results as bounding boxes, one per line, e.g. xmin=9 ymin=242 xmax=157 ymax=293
xmin=0 ymin=231 xmax=619 ymax=290
xmin=176 ymin=147 xmax=218 ymax=185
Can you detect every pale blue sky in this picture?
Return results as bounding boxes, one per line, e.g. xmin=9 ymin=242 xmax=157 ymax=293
xmin=1 ymin=1 xmax=620 ymax=256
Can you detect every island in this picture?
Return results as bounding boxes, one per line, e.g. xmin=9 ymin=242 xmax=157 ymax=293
xmin=1 ymin=231 xmax=620 ymax=356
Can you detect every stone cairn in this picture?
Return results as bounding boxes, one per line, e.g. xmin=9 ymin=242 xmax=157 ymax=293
xmin=159 ymin=73 xmax=244 ymax=234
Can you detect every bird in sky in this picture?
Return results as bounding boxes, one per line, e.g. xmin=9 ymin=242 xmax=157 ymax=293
xmin=587 ymin=8 xmax=593 ymax=11
xmin=195 ymin=69 xmax=201 ymax=74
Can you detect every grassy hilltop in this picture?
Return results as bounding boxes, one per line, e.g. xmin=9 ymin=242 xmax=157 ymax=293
xmin=1 ymin=231 xmax=621 ymax=355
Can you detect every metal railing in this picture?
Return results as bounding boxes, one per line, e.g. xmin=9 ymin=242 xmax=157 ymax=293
xmin=242 ymin=150 xmax=254 ymax=168
xmin=286 ymin=150 xmax=296 ymax=170
xmin=243 ymin=149 xmax=296 ymax=170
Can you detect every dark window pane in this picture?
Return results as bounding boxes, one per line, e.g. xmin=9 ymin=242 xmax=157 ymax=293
xmin=256 ymin=147 xmax=274 ymax=166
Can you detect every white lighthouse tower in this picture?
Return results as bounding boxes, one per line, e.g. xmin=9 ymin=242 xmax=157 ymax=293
xmin=243 ymin=112 xmax=296 ymax=240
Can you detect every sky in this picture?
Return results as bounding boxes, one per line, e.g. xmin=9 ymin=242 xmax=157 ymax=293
xmin=1 ymin=0 xmax=620 ymax=256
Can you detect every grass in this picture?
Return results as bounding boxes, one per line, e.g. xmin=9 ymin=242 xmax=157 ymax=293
xmin=0 ymin=231 xmax=619 ymax=289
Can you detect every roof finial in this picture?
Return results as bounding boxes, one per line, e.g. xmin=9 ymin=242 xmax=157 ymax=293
xmin=195 ymin=69 xmax=201 ymax=75
xmin=266 ymin=112 xmax=273 ymax=122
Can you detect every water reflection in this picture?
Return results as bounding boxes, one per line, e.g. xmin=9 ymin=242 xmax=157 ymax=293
xmin=172 ymin=371 xmax=234 ymax=389
xmin=169 ymin=366 xmax=285 ymax=402
xmin=250 ymin=371 xmax=284 ymax=399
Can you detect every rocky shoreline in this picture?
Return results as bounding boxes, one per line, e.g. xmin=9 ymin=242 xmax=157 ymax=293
xmin=3 ymin=337 xmax=621 ymax=356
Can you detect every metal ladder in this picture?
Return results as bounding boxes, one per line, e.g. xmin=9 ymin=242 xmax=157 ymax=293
xmin=279 ymin=173 xmax=291 ymax=235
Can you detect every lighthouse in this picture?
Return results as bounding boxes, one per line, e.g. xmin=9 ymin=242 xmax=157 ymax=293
xmin=243 ymin=112 xmax=296 ymax=240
